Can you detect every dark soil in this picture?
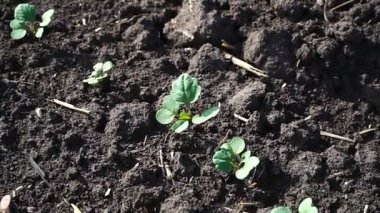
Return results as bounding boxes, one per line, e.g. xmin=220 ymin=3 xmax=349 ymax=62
xmin=1 ymin=0 xmax=380 ymax=212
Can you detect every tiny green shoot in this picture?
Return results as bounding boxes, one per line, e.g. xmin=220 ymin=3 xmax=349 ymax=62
xmin=271 ymin=198 xmax=318 ymax=213
xmin=83 ymin=61 xmax=114 ymax=85
xmin=10 ymin=3 xmax=54 ymax=40
xmin=212 ymin=137 xmax=260 ymax=179
xmin=155 ymin=73 xmax=220 ymax=133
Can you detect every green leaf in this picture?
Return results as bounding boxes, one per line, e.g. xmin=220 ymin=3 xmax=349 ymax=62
xmin=212 ymin=150 xmax=234 ymax=172
xmin=298 ymin=198 xmax=318 ymax=213
xmin=170 ymin=73 xmax=201 ymax=105
xmin=179 ymin=111 xmax=191 ymax=120
xmin=102 ymin=61 xmax=114 ymax=72
xmin=14 ymin=4 xmax=36 ymax=22
xmin=162 ymin=95 xmax=180 ymax=113
xmin=10 ymin=20 xmax=25 ymax=30
xmin=35 ymin=27 xmax=44 ymax=38
xmin=170 ymin=120 xmax=189 ymax=133
xmin=156 ymin=108 xmax=175 ymax=125
xmin=192 ymin=106 xmax=219 ymax=124
xmin=11 ymin=29 xmax=27 ymax=40
xmin=270 ymin=207 xmax=292 ymax=213
xmin=241 ymin=150 xmax=251 ymax=159
xmin=93 ymin=63 xmax=104 ymax=73
xmin=40 ymin=9 xmax=54 ymax=27
xmin=235 ymin=156 xmax=259 ymax=179
xmin=83 ymin=78 xmax=100 ymax=85
xmin=227 ymin=137 xmax=245 ymax=155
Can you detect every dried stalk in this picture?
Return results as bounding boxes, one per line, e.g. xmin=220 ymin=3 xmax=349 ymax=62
xmin=225 ymin=54 xmax=269 ymax=78
xmin=320 ymin=130 xmax=355 ymax=143
xmin=49 ymin=99 xmax=90 ymax=114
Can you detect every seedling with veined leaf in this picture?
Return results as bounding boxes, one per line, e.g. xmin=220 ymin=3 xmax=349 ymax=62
xmin=155 ymin=73 xmax=220 ymax=133
xmin=271 ymin=198 xmax=318 ymax=213
xmin=83 ymin=61 xmax=114 ymax=85
xmin=10 ymin=3 xmax=55 ymax=40
xmin=212 ymin=137 xmax=260 ymax=179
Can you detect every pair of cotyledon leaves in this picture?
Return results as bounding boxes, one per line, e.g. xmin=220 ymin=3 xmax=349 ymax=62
xmin=156 ymin=74 xmax=220 ymax=133
xmin=212 ymin=137 xmax=260 ymax=180
xmin=10 ymin=4 xmax=54 ymax=40
xmin=83 ymin=61 xmax=114 ymax=85
xmin=271 ymin=198 xmax=318 ymax=213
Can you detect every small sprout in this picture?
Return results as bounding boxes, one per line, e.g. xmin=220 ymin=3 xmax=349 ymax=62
xmin=155 ymin=73 xmax=220 ymax=133
xmin=298 ymin=198 xmax=318 ymax=213
xmin=212 ymin=137 xmax=260 ymax=179
xmin=270 ymin=198 xmax=318 ymax=213
xmin=10 ymin=3 xmax=54 ymax=40
xmin=83 ymin=61 xmax=114 ymax=85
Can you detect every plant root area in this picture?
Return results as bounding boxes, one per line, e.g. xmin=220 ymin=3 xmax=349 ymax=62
xmin=0 ymin=0 xmax=379 ymax=212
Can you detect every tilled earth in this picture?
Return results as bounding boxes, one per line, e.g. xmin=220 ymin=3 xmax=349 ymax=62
xmin=0 ymin=0 xmax=379 ymax=212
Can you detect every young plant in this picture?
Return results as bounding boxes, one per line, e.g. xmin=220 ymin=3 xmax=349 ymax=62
xmin=83 ymin=61 xmax=114 ymax=85
xmin=271 ymin=198 xmax=318 ymax=213
xmin=212 ymin=137 xmax=260 ymax=179
xmin=155 ymin=73 xmax=220 ymax=133
xmin=10 ymin=3 xmax=55 ymax=40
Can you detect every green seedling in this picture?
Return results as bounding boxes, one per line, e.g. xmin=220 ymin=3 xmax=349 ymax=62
xmin=271 ymin=198 xmax=318 ymax=213
xmin=212 ymin=137 xmax=260 ymax=179
xmin=83 ymin=61 xmax=114 ymax=85
xmin=155 ymin=73 xmax=220 ymax=133
xmin=10 ymin=3 xmax=55 ymax=40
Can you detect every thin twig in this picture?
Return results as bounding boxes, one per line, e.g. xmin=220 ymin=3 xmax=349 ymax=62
xmin=358 ymin=128 xmax=377 ymax=135
xmin=320 ymin=130 xmax=355 ymax=143
xmin=24 ymin=152 xmax=51 ymax=187
xmin=330 ymin=0 xmax=357 ymax=12
xmin=324 ymin=0 xmax=330 ymax=22
xmin=48 ymin=99 xmax=90 ymax=114
xmin=221 ymin=40 xmax=237 ymax=51
xmin=363 ymin=205 xmax=369 ymax=213
xmin=159 ymin=148 xmax=166 ymax=177
xmin=219 ymin=129 xmax=232 ymax=144
xmin=234 ymin=114 xmax=249 ymax=123
xmin=225 ymin=54 xmax=269 ymax=78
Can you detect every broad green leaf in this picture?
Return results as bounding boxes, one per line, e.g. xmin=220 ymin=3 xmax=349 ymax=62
xmin=235 ymin=156 xmax=259 ymax=179
xmin=102 ymin=61 xmax=114 ymax=72
xmin=14 ymin=4 xmax=36 ymax=22
xmin=192 ymin=106 xmax=219 ymax=124
xmin=35 ymin=27 xmax=44 ymax=38
xmin=299 ymin=198 xmax=318 ymax=213
xmin=228 ymin=137 xmax=245 ymax=155
xmin=40 ymin=9 xmax=54 ymax=27
xmin=307 ymin=207 xmax=318 ymax=213
xmin=156 ymin=108 xmax=175 ymax=125
xmin=170 ymin=73 xmax=201 ymax=105
xmin=70 ymin=203 xmax=82 ymax=213
xmin=170 ymin=120 xmax=189 ymax=133
xmin=93 ymin=63 xmax=104 ymax=73
xmin=10 ymin=20 xmax=24 ymax=30
xmin=11 ymin=29 xmax=27 ymax=40
xmin=215 ymin=161 xmax=233 ymax=173
xmin=241 ymin=150 xmax=251 ymax=159
xmin=162 ymin=95 xmax=180 ymax=113
xmin=270 ymin=207 xmax=292 ymax=213
xmin=212 ymin=150 xmax=233 ymax=172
